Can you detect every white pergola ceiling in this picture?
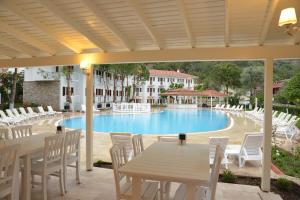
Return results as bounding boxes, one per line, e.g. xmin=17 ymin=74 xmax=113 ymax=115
xmin=0 ymin=0 xmax=299 ymax=62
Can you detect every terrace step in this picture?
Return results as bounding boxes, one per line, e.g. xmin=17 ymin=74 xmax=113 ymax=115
xmin=258 ymin=191 xmax=283 ymax=200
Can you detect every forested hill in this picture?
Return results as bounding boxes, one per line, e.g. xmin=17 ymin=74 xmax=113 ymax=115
xmin=149 ymin=60 xmax=300 ymax=82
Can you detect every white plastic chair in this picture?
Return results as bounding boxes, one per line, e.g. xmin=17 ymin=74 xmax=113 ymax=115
xmin=157 ymin=136 xmax=178 ymax=143
xmin=209 ymin=137 xmax=229 ymax=169
xmin=19 ymin=107 xmax=38 ymax=120
xmin=132 ymin=134 xmax=144 ymax=156
xmin=31 ymin=134 xmax=65 ymax=200
xmin=110 ymin=144 xmax=159 ymax=200
xmin=11 ymin=124 xmax=32 ymax=139
xmin=237 ymin=133 xmax=263 ymax=167
xmin=0 ymin=144 xmax=20 ymax=200
xmin=110 ymin=132 xmax=134 ymax=161
xmin=63 ymin=129 xmax=81 ymax=192
xmin=47 ymin=106 xmax=62 ymax=115
xmin=38 ymin=106 xmax=54 ymax=117
xmin=174 ymin=145 xmax=223 ymax=200
xmin=6 ymin=109 xmax=26 ymax=123
xmin=0 ymin=127 xmax=10 ymax=140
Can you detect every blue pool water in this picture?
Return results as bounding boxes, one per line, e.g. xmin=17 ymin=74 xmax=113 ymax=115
xmin=62 ymin=109 xmax=230 ymax=134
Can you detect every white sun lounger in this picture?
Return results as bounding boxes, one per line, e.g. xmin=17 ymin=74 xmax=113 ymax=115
xmin=47 ymin=106 xmax=62 ymax=115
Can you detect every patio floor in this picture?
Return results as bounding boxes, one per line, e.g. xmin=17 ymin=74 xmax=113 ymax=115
xmin=31 ymin=167 xmax=282 ymax=200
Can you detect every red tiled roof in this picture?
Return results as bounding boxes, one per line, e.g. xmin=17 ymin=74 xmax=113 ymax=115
xmin=199 ymin=89 xmax=226 ymax=97
xmin=273 ymin=82 xmax=284 ymax=89
xmin=160 ymin=88 xmax=226 ymax=97
xmin=160 ymin=88 xmax=202 ymax=96
xmin=149 ymin=69 xmax=197 ymax=78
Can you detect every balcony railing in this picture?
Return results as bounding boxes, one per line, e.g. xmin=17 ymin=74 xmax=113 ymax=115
xmin=112 ymin=103 xmax=151 ymax=113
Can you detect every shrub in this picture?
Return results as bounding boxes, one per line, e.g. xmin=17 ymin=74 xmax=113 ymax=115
xmin=276 ymin=178 xmax=292 ymax=191
xmin=220 ymin=170 xmax=236 ymax=183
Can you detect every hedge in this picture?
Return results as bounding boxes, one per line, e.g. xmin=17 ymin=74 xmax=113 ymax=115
xmin=272 ymin=105 xmax=300 ymax=116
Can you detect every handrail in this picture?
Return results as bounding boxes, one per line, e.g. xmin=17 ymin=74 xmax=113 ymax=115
xmin=112 ymin=103 xmax=151 ymax=113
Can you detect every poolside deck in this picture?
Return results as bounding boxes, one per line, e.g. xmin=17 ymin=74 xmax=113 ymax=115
xmin=31 ymin=167 xmax=282 ymax=200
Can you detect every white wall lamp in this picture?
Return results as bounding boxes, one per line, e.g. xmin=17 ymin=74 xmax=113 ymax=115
xmin=278 ymin=7 xmax=299 ymax=36
xmin=80 ymin=60 xmax=91 ymax=75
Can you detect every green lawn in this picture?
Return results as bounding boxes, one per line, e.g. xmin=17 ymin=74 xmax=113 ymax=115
xmin=272 ymin=146 xmax=300 ymax=178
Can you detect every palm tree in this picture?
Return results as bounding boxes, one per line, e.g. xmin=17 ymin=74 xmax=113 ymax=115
xmin=94 ymin=64 xmax=110 ymax=104
xmin=131 ymin=64 xmax=150 ymax=101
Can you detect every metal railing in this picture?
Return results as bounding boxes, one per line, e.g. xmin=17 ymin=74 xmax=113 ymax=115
xmin=112 ymin=103 xmax=151 ymax=113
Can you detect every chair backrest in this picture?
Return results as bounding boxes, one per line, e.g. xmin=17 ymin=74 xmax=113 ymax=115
xmin=81 ymin=105 xmax=86 ymax=112
xmin=43 ymin=134 xmax=65 ymax=166
xmin=47 ymin=106 xmax=54 ymax=112
xmin=0 ymin=127 xmax=10 ymax=140
xmin=64 ymin=129 xmax=81 ymax=156
xmin=11 ymin=125 xmax=32 ymax=139
xmin=208 ymin=145 xmax=223 ymax=200
xmin=209 ymin=137 xmax=228 ymax=160
xmin=157 ymin=136 xmax=178 ymax=143
xmin=0 ymin=144 xmax=19 ymax=199
xmin=0 ymin=110 xmax=8 ymax=119
xmin=5 ymin=110 xmax=15 ymax=118
xmin=110 ymin=132 xmax=133 ymax=160
xmin=37 ymin=106 xmax=45 ymax=113
xmin=132 ymin=134 xmax=144 ymax=156
xmin=19 ymin=107 xmax=27 ymax=115
xmin=27 ymin=107 xmax=35 ymax=114
xmin=240 ymin=133 xmax=263 ymax=156
xmin=110 ymin=144 xmax=128 ymax=199
xmin=12 ymin=109 xmax=21 ymax=117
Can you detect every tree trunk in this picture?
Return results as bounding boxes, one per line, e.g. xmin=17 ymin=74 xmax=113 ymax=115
xmin=113 ymin=75 xmax=117 ymax=103
xmin=132 ymin=76 xmax=136 ymax=101
xmin=126 ymin=76 xmax=129 ymax=102
xmin=66 ymin=66 xmax=72 ymax=111
xmin=9 ymin=68 xmax=18 ymax=109
xmin=103 ymin=72 xmax=107 ymax=103
xmin=121 ymin=75 xmax=124 ymax=102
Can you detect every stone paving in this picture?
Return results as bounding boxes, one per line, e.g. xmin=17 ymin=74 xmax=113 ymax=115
xmin=31 ymin=167 xmax=282 ymax=200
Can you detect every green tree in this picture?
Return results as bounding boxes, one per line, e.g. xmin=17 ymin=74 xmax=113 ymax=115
xmin=131 ymin=64 xmax=149 ymax=100
xmin=209 ymin=63 xmax=242 ymax=95
xmin=169 ymin=83 xmax=184 ymax=89
xmin=0 ymin=70 xmax=23 ymax=109
xmin=241 ymin=66 xmax=264 ymax=97
xmin=94 ymin=64 xmax=110 ymax=103
xmin=282 ymin=72 xmax=300 ymax=105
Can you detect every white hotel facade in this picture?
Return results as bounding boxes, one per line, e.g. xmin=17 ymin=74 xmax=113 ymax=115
xmin=23 ymin=66 xmax=197 ymax=111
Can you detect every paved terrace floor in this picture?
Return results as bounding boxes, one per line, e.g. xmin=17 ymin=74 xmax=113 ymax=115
xmin=31 ymin=167 xmax=282 ymax=200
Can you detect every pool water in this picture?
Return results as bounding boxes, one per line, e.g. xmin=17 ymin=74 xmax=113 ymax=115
xmin=62 ymin=109 xmax=230 ymax=134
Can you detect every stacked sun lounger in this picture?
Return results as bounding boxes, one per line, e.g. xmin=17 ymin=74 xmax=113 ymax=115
xmin=214 ymin=104 xmax=244 ymax=112
xmin=245 ymin=107 xmax=299 ymax=141
xmin=0 ymin=106 xmax=62 ymax=126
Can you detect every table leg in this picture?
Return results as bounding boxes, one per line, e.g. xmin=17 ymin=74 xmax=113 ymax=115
xmin=186 ymin=183 xmax=196 ymax=200
xmin=21 ymin=155 xmax=31 ymax=200
xmin=132 ymin=176 xmax=142 ymax=200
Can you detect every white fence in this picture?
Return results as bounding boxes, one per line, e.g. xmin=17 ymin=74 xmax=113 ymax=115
xmin=112 ymin=103 xmax=151 ymax=113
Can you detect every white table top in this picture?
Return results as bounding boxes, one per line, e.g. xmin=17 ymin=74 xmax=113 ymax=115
xmin=0 ymin=133 xmax=54 ymax=157
xmin=120 ymin=142 xmax=210 ymax=184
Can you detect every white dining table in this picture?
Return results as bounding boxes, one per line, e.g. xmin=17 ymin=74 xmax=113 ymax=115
xmin=0 ymin=133 xmax=54 ymax=200
xmin=119 ymin=142 xmax=210 ymax=200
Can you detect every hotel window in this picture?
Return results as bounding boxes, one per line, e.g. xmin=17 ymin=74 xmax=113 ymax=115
xmin=62 ymin=87 xmax=74 ymax=96
xmin=55 ymin=66 xmax=59 ymax=72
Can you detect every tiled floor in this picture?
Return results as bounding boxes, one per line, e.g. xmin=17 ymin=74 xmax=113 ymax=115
xmin=31 ymin=167 xmax=282 ymax=200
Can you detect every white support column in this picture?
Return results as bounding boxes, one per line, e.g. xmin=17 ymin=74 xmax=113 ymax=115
xmin=86 ymin=65 xmax=94 ymax=171
xmin=261 ymin=58 xmax=273 ymax=191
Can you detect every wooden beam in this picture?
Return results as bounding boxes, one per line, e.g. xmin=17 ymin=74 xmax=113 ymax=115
xmin=1 ymin=45 xmax=300 ymax=67
xmin=0 ymin=37 xmax=37 ymax=56
xmin=81 ymin=0 xmax=133 ymax=50
xmin=128 ymin=0 xmax=163 ymax=49
xmin=0 ymin=20 xmax=56 ymax=55
xmin=176 ymin=0 xmax=195 ymax=48
xmin=0 ymin=49 xmax=14 ymax=58
xmin=39 ymin=0 xmax=107 ymax=52
xmin=224 ymin=0 xmax=230 ymax=47
xmin=259 ymin=0 xmax=279 ymax=45
xmin=1 ymin=0 xmax=81 ymax=54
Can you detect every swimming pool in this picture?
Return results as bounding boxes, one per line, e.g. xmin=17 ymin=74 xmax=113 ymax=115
xmin=62 ymin=109 xmax=230 ymax=134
